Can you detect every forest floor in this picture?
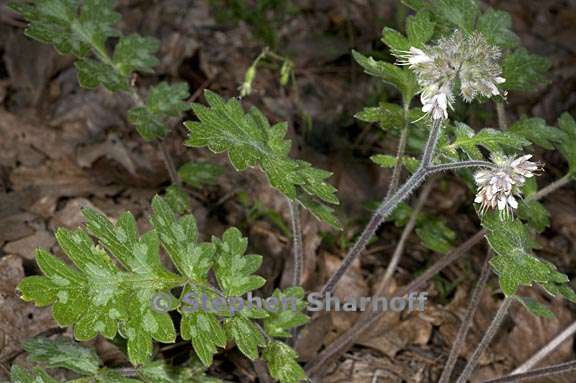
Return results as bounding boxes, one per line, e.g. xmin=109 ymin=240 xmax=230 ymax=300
xmin=1 ymin=0 xmax=576 ymax=382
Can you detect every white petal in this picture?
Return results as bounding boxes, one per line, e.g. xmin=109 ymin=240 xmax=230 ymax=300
xmin=507 ymin=195 xmax=518 ymax=209
xmin=497 ymin=196 xmax=507 ymax=210
xmin=495 ymin=76 xmax=506 ymax=84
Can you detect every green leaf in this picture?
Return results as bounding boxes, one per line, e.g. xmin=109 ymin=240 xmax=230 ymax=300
xmin=415 ymin=215 xmax=456 ymax=254
xmin=297 ymin=193 xmax=341 ymax=230
xmin=9 ymin=366 xmax=58 ymax=383
xmin=517 ymin=200 xmax=550 ymax=233
xmin=483 ymin=212 xmax=574 ymax=299
xmin=442 ymin=122 xmax=530 ymax=159
xmin=262 ymin=341 xmax=306 ymax=383
xmin=212 ymin=228 xmax=266 ymax=296
xmin=178 ymin=162 xmax=225 ymax=188
xmin=431 ymin=0 xmax=480 ymax=33
xmin=406 ymin=11 xmax=435 ymax=46
xmin=478 ymin=8 xmax=520 ymax=48
xmin=184 ymin=90 xmax=340 ymax=228
xmin=263 ymin=287 xmax=309 ymax=338
xmin=113 ymin=35 xmax=160 ymax=76
xmin=18 ymin=209 xmax=184 ymax=365
xmin=502 ymin=48 xmax=550 ymax=91
xmin=225 ymin=316 xmax=265 ymax=360
xmin=164 ymin=185 xmax=190 ymax=215
xmin=180 ymin=311 xmax=226 ymax=367
xmin=370 ymin=154 xmax=420 ymax=173
xmin=557 ymin=113 xmax=576 ymax=176
xmin=509 ymin=117 xmax=564 ymax=150
xmin=137 ymin=360 xmax=220 ymax=383
xmin=352 ymin=50 xmax=418 ymax=104
xmin=23 ymin=336 xmax=101 ymax=375
xmin=75 ymin=59 xmax=129 ymax=92
xmin=128 ymin=82 xmax=191 ymax=141
xmin=514 ymin=296 xmax=554 ymax=318
xmin=381 ymin=27 xmax=410 ymax=51
xmin=151 ymin=195 xmax=215 ymax=282
xmin=9 ymin=0 xmax=120 ymax=57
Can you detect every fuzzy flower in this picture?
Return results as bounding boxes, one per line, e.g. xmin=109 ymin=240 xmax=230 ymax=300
xmin=396 ymin=31 xmax=506 ymax=120
xmin=474 ymin=154 xmax=542 ymax=218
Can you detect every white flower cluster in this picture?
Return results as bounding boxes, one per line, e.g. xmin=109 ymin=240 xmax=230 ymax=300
xmin=397 ymin=31 xmax=506 ymax=120
xmin=474 ymin=155 xmax=541 ymax=218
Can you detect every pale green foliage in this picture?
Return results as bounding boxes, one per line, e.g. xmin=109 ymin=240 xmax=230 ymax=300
xmin=441 ymin=122 xmax=530 ymax=160
xmin=263 ymin=287 xmax=309 ymax=337
xmin=178 ymin=162 xmax=225 ymax=188
xmin=262 ymin=341 xmax=306 ymax=383
xmin=482 ymin=212 xmax=576 ymax=307
xmin=185 ymin=90 xmax=340 ymax=228
xmin=509 ymin=117 xmax=564 ymax=150
xmin=10 ymin=0 xmax=186 ymax=143
xmin=23 ymin=337 xmax=100 ymax=375
xmin=9 ymin=0 xmax=120 ymax=57
xmin=352 ymin=50 xmax=418 ymax=105
xmin=12 ymin=337 xmax=220 ymax=383
xmin=18 ymin=196 xmax=308 ymax=382
xmin=7 ymin=366 xmax=58 ymax=383
xmin=9 ymin=0 xmax=158 ymax=92
xmin=128 ymin=83 xmax=191 ymax=141
xmin=501 ymin=48 xmax=550 ymax=91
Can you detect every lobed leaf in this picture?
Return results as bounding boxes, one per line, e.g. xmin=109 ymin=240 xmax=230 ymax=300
xmin=262 ymin=341 xmax=306 ymax=383
xmin=509 ymin=117 xmax=564 ymax=150
xmin=23 ymin=336 xmax=101 ymax=375
xmin=128 ymin=82 xmax=191 ymax=141
xmin=184 ymin=90 xmax=340 ymax=228
xmin=262 ymin=287 xmax=309 ymax=338
xmin=352 ymin=50 xmax=418 ymax=104
xmin=502 ymin=48 xmax=550 ymax=91
xmin=442 ymin=122 xmax=530 ymax=159
xmin=212 ymin=228 xmax=266 ymax=297
xmin=483 ymin=213 xmax=575 ymax=300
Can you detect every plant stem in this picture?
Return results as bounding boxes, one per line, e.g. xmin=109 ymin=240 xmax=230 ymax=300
xmin=385 ymin=102 xmax=411 ymax=199
xmin=531 ymin=174 xmax=572 ymax=201
xmin=496 ymin=102 xmax=508 ymax=130
xmin=455 ymin=297 xmax=513 ymax=383
xmin=483 ymin=360 xmax=576 ymax=383
xmin=374 ymin=177 xmax=436 ymax=296
xmin=159 ymin=140 xmax=182 ymax=187
xmin=319 ymin=118 xmax=444 ymax=296
xmin=288 ymin=199 xmax=303 ymax=287
xmin=511 ymin=320 xmax=576 ymax=375
xmin=305 ymin=173 xmax=572 ymax=377
xmin=439 ymin=250 xmax=492 ymax=383
xmin=428 ymin=160 xmax=496 ymax=173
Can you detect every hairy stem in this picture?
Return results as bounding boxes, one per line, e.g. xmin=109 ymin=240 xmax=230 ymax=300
xmin=511 ymin=320 xmax=576 ymax=375
xmin=385 ymin=102 xmax=411 ymax=199
xmin=374 ymin=177 xmax=436 ymax=296
xmin=531 ymin=174 xmax=572 ymax=201
xmin=495 ymin=102 xmax=508 ymax=130
xmin=455 ymin=297 xmax=513 ymax=383
xmin=439 ymin=251 xmax=492 ymax=383
xmin=288 ymin=199 xmax=303 ymax=286
xmin=484 ymin=360 xmax=576 ymax=383
xmin=428 ymin=160 xmax=496 ymax=173
xmin=320 ymin=118 xmax=444 ymax=296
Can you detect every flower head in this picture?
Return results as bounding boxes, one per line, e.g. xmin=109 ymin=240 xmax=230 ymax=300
xmin=474 ymin=154 xmax=542 ymax=219
xmin=396 ymin=31 xmax=506 ymax=120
